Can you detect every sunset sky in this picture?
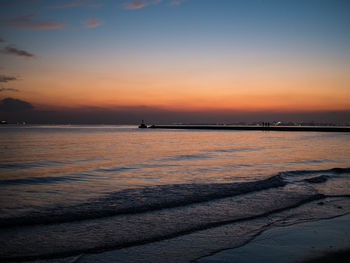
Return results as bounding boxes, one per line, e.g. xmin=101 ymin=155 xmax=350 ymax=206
xmin=0 ymin=0 xmax=349 ymax=123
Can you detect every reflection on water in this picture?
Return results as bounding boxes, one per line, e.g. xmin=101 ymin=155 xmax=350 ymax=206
xmin=0 ymin=125 xmax=350 ymax=261
xmin=0 ymin=125 xmax=349 ymax=209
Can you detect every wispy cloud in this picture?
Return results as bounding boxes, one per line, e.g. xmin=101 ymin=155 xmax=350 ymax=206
xmin=0 ymin=74 xmax=17 ymax=83
xmin=123 ymin=0 xmax=186 ymax=10
xmin=169 ymin=0 xmax=186 ymax=6
xmin=124 ymin=1 xmax=147 ymax=9
xmin=0 ymin=74 xmax=19 ymax=93
xmin=0 ymin=87 xmax=19 ymax=92
xmin=82 ymin=14 xmax=104 ymax=28
xmin=1 ymin=45 xmax=35 ymax=58
xmin=0 ymin=37 xmax=5 ymax=43
xmin=49 ymin=0 xmax=101 ymax=9
xmin=0 ymin=14 xmax=66 ymax=30
xmin=124 ymin=0 xmax=162 ymax=10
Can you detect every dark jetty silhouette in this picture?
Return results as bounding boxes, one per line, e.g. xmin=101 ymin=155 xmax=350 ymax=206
xmin=145 ymin=125 xmax=350 ymax=132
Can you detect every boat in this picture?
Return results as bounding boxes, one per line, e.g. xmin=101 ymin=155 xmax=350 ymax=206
xmin=138 ymin=120 xmax=147 ymax=128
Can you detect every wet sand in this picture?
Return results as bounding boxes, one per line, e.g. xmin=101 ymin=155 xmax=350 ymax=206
xmin=22 ymin=213 xmax=350 ymax=263
xmin=197 ymin=214 xmax=350 ymax=263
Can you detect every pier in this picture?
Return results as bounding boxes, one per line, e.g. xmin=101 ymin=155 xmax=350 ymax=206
xmin=147 ymin=125 xmax=350 ymax=132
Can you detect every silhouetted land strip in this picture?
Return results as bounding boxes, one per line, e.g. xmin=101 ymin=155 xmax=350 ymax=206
xmin=148 ymin=125 xmax=350 ymax=132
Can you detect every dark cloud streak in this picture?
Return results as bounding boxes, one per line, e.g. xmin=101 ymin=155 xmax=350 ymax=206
xmin=0 ymin=88 xmax=19 ymax=92
xmin=0 ymin=14 xmax=66 ymax=30
xmin=0 ymin=75 xmax=17 ymax=82
xmin=1 ymin=45 xmax=35 ymax=57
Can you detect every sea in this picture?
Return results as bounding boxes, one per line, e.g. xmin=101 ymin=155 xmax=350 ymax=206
xmin=0 ymin=125 xmax=349 ymax=262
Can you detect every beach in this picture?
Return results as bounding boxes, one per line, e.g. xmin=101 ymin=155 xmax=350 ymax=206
xmin=1 ymin=0 xmax=349 ymax=261
xmin=11 ymin=202 xmax=350 ymax=263
xmin=197 ymin=214 xmax=350 ymax=263
xmin=0 ymin=125 xmax=349 ymax=262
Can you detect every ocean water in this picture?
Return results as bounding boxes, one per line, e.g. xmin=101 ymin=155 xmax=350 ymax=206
xmin=0 ymin=125 xmax=349 ymax=262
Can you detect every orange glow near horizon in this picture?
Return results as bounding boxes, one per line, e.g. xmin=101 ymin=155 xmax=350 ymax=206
xmin=1 ymin=0 xmax=349 ymax=121
xmin=7 ymin=57 xmax=349 ymax=113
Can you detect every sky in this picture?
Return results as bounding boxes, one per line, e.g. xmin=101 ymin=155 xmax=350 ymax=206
xmin=0 ymin=0 xmax=349 ymax=124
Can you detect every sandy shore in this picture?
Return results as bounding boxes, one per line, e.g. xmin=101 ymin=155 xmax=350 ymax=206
xmin=197 ymin=214 xmax=350 ymax=263
xmin=22 ymin=213 xmax=349 ymax=263
xmin=17 ymin=214 xmax=350 ymax=263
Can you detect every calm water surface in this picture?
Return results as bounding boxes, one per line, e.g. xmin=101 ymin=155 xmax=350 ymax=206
xmin=0 ymin=125 xmax=349 ymax=262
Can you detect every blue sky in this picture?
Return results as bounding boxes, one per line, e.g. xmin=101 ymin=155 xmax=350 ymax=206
xmin=0 ymin=0 xmax=349 ymax=123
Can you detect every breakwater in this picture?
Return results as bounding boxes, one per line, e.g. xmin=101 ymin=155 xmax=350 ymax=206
xmin=148 ymin=125 xmax=350 ymax=132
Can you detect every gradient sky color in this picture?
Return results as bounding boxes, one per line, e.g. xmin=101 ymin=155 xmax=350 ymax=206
xmin=0 ymin=0 xmax=350 ymax=123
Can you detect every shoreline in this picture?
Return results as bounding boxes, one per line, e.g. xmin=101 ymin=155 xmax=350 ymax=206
xmin=197 ymin=213 xmax=350 ymax=263
xmin=7 ymin=210 xmax=350 ymax=263
xmin=148 ymin=125 xmax=350 ymax=132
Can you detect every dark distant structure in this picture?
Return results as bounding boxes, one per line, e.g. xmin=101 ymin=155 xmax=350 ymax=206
xmin=138 ymin=120 xmax=147 ymax=128
xmin=148 ymin=125 xmax=350 ymax=132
